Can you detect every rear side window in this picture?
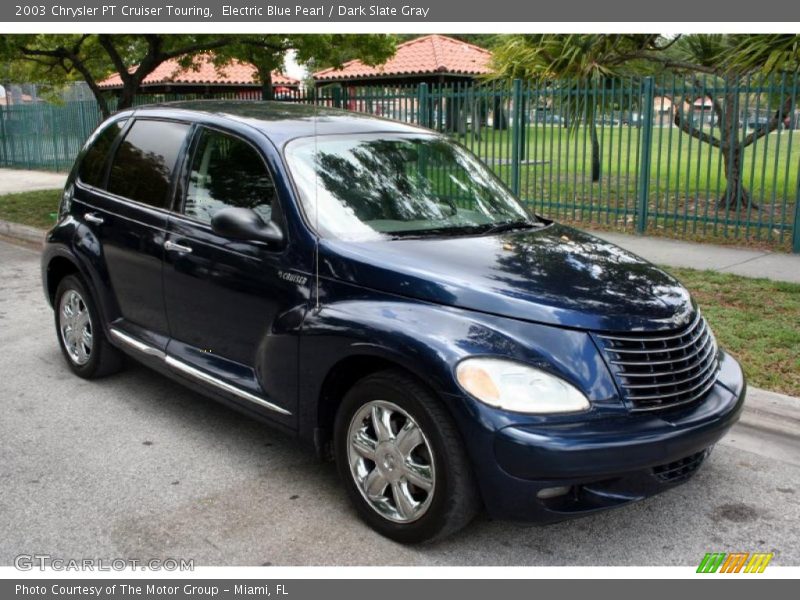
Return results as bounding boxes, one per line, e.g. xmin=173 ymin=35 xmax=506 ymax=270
xmin=107 ymin=119 xmax=190 ymax=208
xmin=78 ymin=119 xmax=126 ymax=187
xmin=183 ymin=128 xmax=276 ymax=224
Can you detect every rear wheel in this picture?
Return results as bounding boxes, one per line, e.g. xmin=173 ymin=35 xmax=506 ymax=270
xmin=54 ymin=274 xmax=123 ymax=379
xmin=334 ymin=369 xmax=480 ymax=543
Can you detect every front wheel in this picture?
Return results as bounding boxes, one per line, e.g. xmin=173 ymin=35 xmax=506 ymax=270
xmin=334 ymin=369 xmax=480 ymax=543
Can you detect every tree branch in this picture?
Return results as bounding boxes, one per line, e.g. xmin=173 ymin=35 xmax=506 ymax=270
xmin=689 ymin=77 xmax=724 ymax=122
xmin=98 ymin=34 xmax=131 ymax=84
xmin=741 ymin=95 xmax=794 ymax=146
xmin=649 ymin=34 xmax=683 ymax=52
xmin=160 ymin=37 xmax=238 ymax=61
xmin=673 ymin=103 xmax=725 ymax=148
xmin=614 ymin=51 xmax=718 ymax=75
xmin=71 ymin=35 xmax=90 ymax=58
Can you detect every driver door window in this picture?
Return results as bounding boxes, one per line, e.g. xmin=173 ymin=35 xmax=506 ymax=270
xmin=184 ymin=128 xmax=276 ymax=224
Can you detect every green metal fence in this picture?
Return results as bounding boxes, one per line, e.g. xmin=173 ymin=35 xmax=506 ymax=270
xmin=0 ymin=99 xmax=101 ymax=173
xmin=2 ymin=78 xmax=799 ymax=252
xmin=0 ymin=90 xmax=261 ymax=172
xmin=318 ymin=77 xmax=800 ymax=253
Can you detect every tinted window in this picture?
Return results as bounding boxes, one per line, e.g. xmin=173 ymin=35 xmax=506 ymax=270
xmin=108 ymin=119 xmax=190 ymax=208
xmin=183 ymin=128 xmax=275 ymax=224
xmin=78 ymin=119 xmax=126 ymax=187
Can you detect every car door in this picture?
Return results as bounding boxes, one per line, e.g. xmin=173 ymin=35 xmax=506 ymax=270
xmin=162 ymin=126 xmax=305 ymax=423
xmin=74 ymin=117 xmax=191 ymax=349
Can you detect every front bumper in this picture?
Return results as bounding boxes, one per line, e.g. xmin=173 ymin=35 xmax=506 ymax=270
xmin=456 ymin=351 xmax=746 ymax=522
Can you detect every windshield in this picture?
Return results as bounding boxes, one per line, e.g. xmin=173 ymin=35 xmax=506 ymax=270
xmin=284 ymin=133 xmax=536 ymax=241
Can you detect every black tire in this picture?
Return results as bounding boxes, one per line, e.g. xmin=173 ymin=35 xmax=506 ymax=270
xmin=54 ymin=274 xmax=123 ymax=379
xmin=334 ymin=369 xmax=481 ymax=543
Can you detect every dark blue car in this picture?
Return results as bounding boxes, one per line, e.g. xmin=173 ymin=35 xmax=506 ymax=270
xmin=42 ymin=102 xmax=746 ymax=543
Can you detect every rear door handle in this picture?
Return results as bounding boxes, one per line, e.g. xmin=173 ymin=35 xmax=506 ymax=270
xmin=84 ymin=212 xmax=104 ymax=225
xmin=164 ymin=240 xmax=193 ymax=253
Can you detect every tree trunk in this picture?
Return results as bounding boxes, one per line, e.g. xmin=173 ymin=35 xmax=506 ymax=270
xmin=86 ymin=84 xmax=111 ymax=119
xmin=457 ymin=104 xmax=467 ymax=136
xmin=492 ymin=95 xmax=508 ymax=130
xmin=445 ymin=96 xmax=456 ymax=132
xmin=719 ymin=144 xmax=753 ymax=210
xmin=116 ymin=82 xmax=138 ymax=113
xmin=471 ymin=97 xmax=482 ymax=142
xmin=590 ymin=120 xmax=600 ymax=182
xmin=260 ymin=69 xmax=274 ymax=101
xmin=718 ymin=89 xmax=755 ymax=210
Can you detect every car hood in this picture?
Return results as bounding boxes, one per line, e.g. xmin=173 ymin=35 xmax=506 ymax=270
xmin=320 ymin=223 xmax=695 ymax=332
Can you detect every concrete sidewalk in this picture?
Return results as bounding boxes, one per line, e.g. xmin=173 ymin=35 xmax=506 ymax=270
xmin=0 ymin=168 xmax=67 ymax=195
xmin=595 ymin=231 xmax=800 ymax=284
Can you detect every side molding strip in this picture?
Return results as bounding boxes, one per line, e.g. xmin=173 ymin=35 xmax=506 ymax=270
xmin=110 ymin=328 xmax=166 ymax=359
xmin=164 ymin=356 xmax=292 ymax=416
xmin=109 ymin=327 xmax=291 ymax=417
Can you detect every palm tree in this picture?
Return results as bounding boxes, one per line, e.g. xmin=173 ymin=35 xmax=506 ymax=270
xmin=668 ymin=35 xmax=796 ymax=209
xmin=727 ymin=35 xmax=800 ymax=73
xmin=490 ymin=35 xmax=660 ymax=183
xmin=490 ymin=34 xmax=797 ymax=210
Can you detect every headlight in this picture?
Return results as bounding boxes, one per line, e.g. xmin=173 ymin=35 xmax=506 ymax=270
xmin=455 ymin=358 xmax=590 ymax=414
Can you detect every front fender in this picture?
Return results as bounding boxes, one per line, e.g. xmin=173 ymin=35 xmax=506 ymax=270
xmin=298 ymin=279 xmax=619 ymax=444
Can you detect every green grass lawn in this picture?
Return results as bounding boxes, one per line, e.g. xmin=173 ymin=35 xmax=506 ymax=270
xmin=457 ymin=124 xmax=800 ymax=204
xmin=1 ymin=188 xmax=796 ymax=396
xmin=666 ymin=267 xmax=800 ymax=397
xmin=455 ymin=124 xmax=799 ymax=249
xmin=0 ymin=189 xmax=61 ymax=229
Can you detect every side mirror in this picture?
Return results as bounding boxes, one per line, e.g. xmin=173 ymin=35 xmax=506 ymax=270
xmin=210 ymin=207 xmax=284 ymax=246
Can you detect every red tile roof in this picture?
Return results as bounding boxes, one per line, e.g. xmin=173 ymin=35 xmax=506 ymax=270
xmin=98 ymin=54 xmax=299 ymax=89
xmin=313 ymin=35 xmax=492 ymax=82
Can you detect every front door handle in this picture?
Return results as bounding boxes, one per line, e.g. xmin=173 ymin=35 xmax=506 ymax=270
xmin=84 ymin=212 xmax=104 ymax=225
xmin=164 ymin=240 xmax=193 ymax=253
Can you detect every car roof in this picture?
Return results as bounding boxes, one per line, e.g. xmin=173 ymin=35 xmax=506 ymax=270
xmin=127 ymin=100 xmax=430 ymax=146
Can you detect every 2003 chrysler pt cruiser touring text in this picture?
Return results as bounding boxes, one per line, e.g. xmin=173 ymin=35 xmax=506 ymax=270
xmin=41 ymin=102 xmax=746 ymax=543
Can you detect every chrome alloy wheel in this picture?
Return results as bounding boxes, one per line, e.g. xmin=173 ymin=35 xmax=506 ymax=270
xmin=59 ymin=289 xmax=93 ymax=366
xmin=347 ymin=400 xmax=436 ymax=523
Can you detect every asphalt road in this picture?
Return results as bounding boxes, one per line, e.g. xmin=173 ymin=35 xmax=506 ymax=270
xmin=1 ymin=238 xmax=798 ymax=566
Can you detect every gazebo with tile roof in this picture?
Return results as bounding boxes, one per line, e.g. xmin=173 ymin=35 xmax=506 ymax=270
xmin=313 ymin=35 xmax=501 ymax=135
xmin=98 ymin=54 xmax=300 ymax=100
xmin=312 ymin=34 xmax=493 ymax=87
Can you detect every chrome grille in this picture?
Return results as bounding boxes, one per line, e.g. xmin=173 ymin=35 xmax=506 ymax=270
xmin=596 ymin=312 xmax=720 ymax=411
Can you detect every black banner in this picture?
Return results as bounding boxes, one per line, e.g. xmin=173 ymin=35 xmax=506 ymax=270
xmin=2 ymin=0 xmax=800 ymax=22
xmin=4 ymin=579 xmax=797 ymax=600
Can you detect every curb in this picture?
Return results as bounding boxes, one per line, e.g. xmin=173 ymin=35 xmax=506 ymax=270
xmin=738 ymin=387 xmax=800 ymax=440
xmin=0 ymin=219 xmax=46 ymax=246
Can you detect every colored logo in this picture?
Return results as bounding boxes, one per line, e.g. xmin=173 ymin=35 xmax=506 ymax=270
xmin=697 ymin=552 xmax=774 ymax=573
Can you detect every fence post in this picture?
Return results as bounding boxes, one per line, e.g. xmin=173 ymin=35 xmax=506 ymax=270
xmin=793 ymin=157 xmax=800 ymax=254
xmin=50 ymin=105 xmax=59 ymax=171
xmin=636 ymin=77 xmax=656 ymax=235
xmin=510 ymin=79 xmax=523 ymax=197
xmin=0 ymin=106 xmax=7 ymax=167
xmin=417 ymin=83 xmax=429 ymax=128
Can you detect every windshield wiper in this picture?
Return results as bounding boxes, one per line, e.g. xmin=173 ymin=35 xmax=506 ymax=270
xmin=390 ymin=225 xmax=489 ymax=239
xmin=389 ymin=220 xmax=540 ymax=240
xmin=481 ymin=220 xmax=540 ymax=235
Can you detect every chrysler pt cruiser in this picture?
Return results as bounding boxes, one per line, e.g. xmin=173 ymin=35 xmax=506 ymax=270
xmin=42 ymin=102 xmax=746 ymax=543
